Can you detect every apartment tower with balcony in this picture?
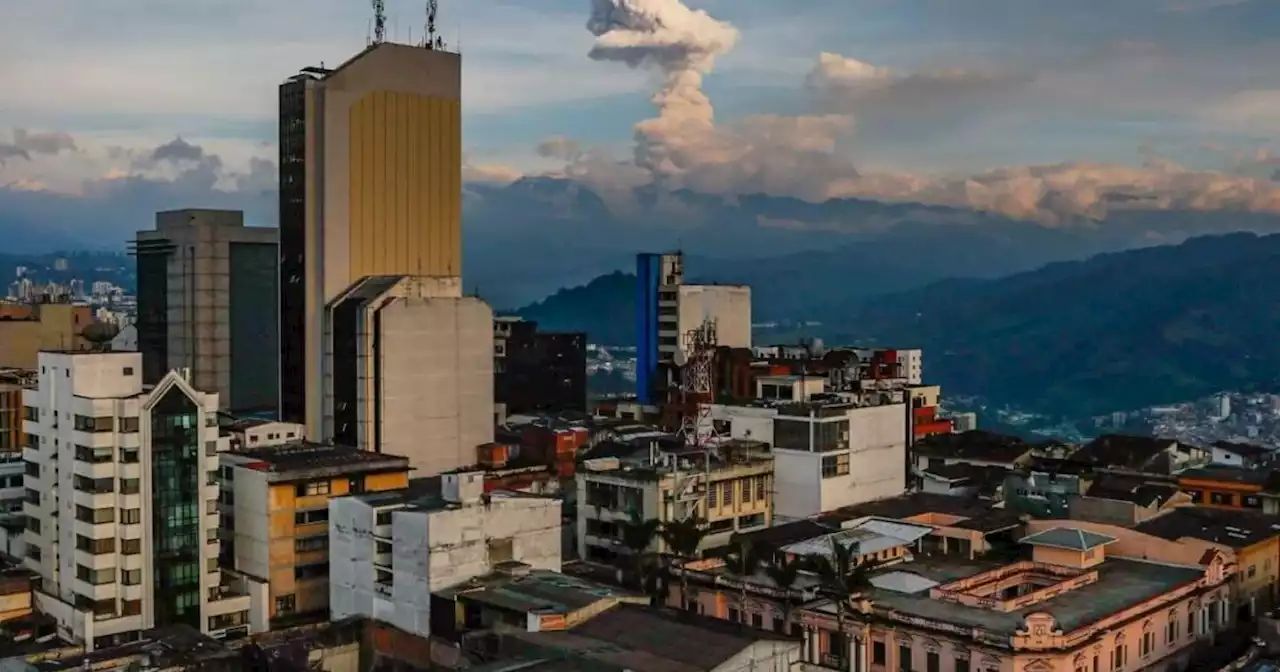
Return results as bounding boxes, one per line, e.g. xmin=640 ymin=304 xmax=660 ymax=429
xmin=20 ymin=351 xmax=264 ymax=650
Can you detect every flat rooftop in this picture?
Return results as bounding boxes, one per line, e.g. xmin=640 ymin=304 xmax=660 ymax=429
xmin=821 ymin=555 xmax=1204 ymax=638
xmin=439 ymin=567 xmax=644 ymax=615
xmin=229 ymin=441 xmax=410 ymax=481
xmin=29 ymin=625 xmax=237 ymax=671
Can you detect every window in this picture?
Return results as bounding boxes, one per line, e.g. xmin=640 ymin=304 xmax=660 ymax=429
xmin=74 ymin=445 xmax=113 ymax=463
xmin=24 ymin=461 xmax=39 ymax=478
xmin=75 ymin=535 xmax=115 ymax=554
xmin=122 ymin=600 xmax=142 ymax=616
xmin=25 ymin=517 xmax=40 ymax=534
xmin=723 ymin=481 xmax=734 ymax=506
xmin=1113 ymin=643 xmax=1126 ymax=669
xmin=751 ymin=612 xmax=763 ymax=628
xmin=121 ymin=569 xmax=141 ymax=585
xmin=821 ymin=453 xmax=851 ymax=479
xmin=119 ymin=478 xmax=140 ymax=495
xmin=955 ymin=658 xmax=970 ymax=672
xmin=122 ymin=538 xmax=141 ymax=555
xmin=755 ymin=476 xmax=767 ymax=501
xmin=22 ymin=406 xmax=37 ymax=422
xmin=899 ymin=644 xmax=913 ymax=671
xmin=119 ymin=508 xmax=141 ymax=524
xmin=73 ymin=415 xmax=113 ymax=432
xmin=123 ymin=367 xmax=133 ymax=376
xmin=294 ymin=563 xmax=327 ymax=580
xmin=1167 ymin=617 xmax=1177 ymax=643
xmin=707 ymin=483 xmax=718 ymax=508
xmin=74 ymin=476 xmax=113 ymax=494
xmin=295 ymin=536 xmax=328 ymax=553
xmin=376 ymin=511 xmax=392 ymax=526
xmin=1249 ymin=565 xmax=1257 ymax=578
xmin=295 ymin=480 xmax=330 ymax=497
xmin=275 ymin=594 xmax=296 ymax=615
xmin=120 ymin=448 xmax=138 ymax=463
xmin=1141 ymin=631 xmax=1154 ymax=657
xmin=927 ymin=651 xmax=940 ymax=672
xmin=294 ymin=509 xmax=329 ymax=525
xmin=487 ymin=537 xmax=514 ymax=564
xmin=1209 ymin=491 xmax=1232 ymax=506
xmin=26 ymin=545 xmax=41 ymax=562
xmin=1243 ymin=495 xmax=1262 ymax=509
xmin=76 ymin=565 xmax=115 ymax=585
xmin=75 ymin=506 xmax=114 ymax=524
xmin=728 ymin=607 xmax=740 ymax=623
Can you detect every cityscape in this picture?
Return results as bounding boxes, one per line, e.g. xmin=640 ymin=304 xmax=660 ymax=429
xmin=2 ymin=1 xmax=1280 ymax=672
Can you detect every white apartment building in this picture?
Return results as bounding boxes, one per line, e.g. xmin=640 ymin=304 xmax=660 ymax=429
xmin=708 ymin=395 xmax=908 ymax=521
xmin=329 ymin=471 xmax=561 ymax=639
xmin=21 ymin=351 xmax=265 ymax=650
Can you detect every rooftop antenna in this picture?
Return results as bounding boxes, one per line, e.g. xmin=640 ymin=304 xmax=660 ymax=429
xmin=425 ymin=0 xmax=446 ymax=50
xmin=372 ymin=0 xmax=386 ymax=44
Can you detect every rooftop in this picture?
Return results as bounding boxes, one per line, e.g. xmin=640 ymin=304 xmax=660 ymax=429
xmin=1135 ymin=506 xmax=1280 ymax=549
xmin=1213 ymin=440 xmax=1274 ymax=459
xmin=1019 ymin=527 xmax=1117 ymax=552
xmin=28 ymin=625 xmax=237 ymax=671
xmin=835 ymin=554 xmax=1205 ymax=638
xmin=495 ymin=604 xmax=796 ymax=672
xmin=228 ymin=441 xmax=410 ymax=481
xmin=1084 ymin=473 xmax=1181 ymax=507
xmin=1071 ymin=435 xmax=1193 ymax=471
xmin=782 ymin=517 xmax=934 ymax=559
xmin=1179 ymin=465 xmax=1271 ymax=486
xmin=912 ymin=430 xmax=1033 ymax=464
xmin=439 ymin=567 xmax=644 ymax=616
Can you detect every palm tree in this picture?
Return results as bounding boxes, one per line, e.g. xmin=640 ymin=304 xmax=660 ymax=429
xmin=618 ymin=509 xmax=662 ymax=594
xmin=808 ymin=540 xmax=879 ymax=671
xmin=722 ymin=539 xmax=761 ymax=624
xmin=765 ymin=554 xmax=803 ymax=633
xmin=661 ymin=515 xmax=707 ymax=611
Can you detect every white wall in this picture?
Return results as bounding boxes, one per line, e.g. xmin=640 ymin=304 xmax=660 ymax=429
xmin=708 ymin=405 xmax=777 ymax=444
xmin=678 ymin=285 xmax=751 ymax=351
xmin=378 ymin=297 xmax=494 ymax=476
xmin=771 ymin=404 xmax=906 ymax=521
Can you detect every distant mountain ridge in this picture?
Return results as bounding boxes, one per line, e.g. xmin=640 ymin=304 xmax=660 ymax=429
xmin=517 ymin=232 xmax=1280 ymax=418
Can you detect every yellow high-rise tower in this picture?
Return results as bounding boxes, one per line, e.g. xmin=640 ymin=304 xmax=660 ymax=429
xmin=277 ymin=42 xmax=462 ymax=436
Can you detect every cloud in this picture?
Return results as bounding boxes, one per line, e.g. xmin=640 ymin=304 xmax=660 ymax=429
xmin=806 ymin=52 xmax=1028 ymax=115
xmin=463 ymin=159 xmax=522 ymax=185
xmin=149 ymin=137 xmax=207 ymax=164
xmin=0 ymin=128 xmax=77 ymax=163
xmin=536 ymin=136 xmax=582 ymax=161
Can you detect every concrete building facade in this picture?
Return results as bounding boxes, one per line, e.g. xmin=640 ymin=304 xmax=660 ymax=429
xmin=324 ymin=275 xmax=492 ymax=475
xmin=0 ymin=302 xmax=93 ymax=369
xmin=21 ymin=352 xmax=263 ymax=650
xmin=131 ymin=209 xmax=279 ymax=414
xmin=278 ymin=42 xmax=463 ymax=438
xmin=634 ymin=252 xmax=751 ymax=405
xmin=329 ymin=471 xmax=562 ymax=639
xmin=576 ymin=441 xmax=775 ymax=562
xmin=217 ymin=442 xmax=410 ymax=627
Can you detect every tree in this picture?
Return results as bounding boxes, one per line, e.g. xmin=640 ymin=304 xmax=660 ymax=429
xmin=765 ymin=554 xmax=804 ymax=633
xmin=618 ymin=509 xmax=663 ymax=597
xmin=661 ymin=516 xmax=707 ymax=611
xmin=722 ymin=539 xmax=761 ymax=624
xmin=808 ymin=541 xmax=879 ymax=672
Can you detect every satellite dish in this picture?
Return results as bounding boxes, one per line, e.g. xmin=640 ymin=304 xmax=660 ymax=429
xmin=81 ymin=322 xmax=121 ymax=352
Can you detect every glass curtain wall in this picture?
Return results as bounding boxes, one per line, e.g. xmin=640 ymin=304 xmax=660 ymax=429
xmin=149 ymin=387 xmax=202 ymax=628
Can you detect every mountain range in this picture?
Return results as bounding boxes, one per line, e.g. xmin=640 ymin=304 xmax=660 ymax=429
xmin=465 ymin=178 xmax=1280 ymax=312
xmin=519 ymin=231 xmax=1280 ymax=418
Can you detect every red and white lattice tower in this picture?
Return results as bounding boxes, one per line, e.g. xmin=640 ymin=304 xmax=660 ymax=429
xmin=676 ymin=318 xmax=718 ymax=447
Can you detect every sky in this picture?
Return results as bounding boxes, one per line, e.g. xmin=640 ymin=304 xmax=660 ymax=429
xmin=2 ymin=0 xmax=1280 ymax=244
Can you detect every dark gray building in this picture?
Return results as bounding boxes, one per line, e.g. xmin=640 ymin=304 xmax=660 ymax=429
xmin=131 ymin=209 xmax=279 ymax=414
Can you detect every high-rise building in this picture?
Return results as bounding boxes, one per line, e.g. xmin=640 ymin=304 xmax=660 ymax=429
xmin=634 ymin=252 xmax=751 ymax=405
xmin=278 ymin=42 xmax=463 ymax=438
xmin=131 ymin=209 xmax=279 ymax=414
xmin=494 ymin=317 xmax=587 ymax=415
xmin=325 ymin=275 xmax=492 ymax=475
xmin=21 ymin=352 xmax=265 ymax=650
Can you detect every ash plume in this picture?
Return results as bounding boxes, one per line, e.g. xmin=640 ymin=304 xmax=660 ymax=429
xmin=587 ymin=0 xmax=739 ymax=180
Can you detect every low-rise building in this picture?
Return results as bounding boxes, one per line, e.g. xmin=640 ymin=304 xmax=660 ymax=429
xmin=796 ymin=525 xmax=1234 ymax=672
xmin=1211 ymin=441 xmax=1275 ymax=469
xmin=1178 ymin=465 xmax=1269 ymax=510
xmin=329 ymin=471 xmax=563 ymax=640
xmin=218 ymin=442 xmax=411 ymax=627
xmin=576 ymin=440 xmax=774 ymax=563
xmin=1070 ymin=434 xmax=1209 ymax=475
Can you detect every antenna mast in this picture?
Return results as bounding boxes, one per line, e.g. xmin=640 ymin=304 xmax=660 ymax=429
xmin=372 ymin=0 xmax=386 ymax=43
xmin=424 ymin=0 xmax=446 ymax=50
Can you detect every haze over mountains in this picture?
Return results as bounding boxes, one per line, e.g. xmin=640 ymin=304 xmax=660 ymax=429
xmin=517 ymin=224 xmax=1280 ymax=419
xmin=467 ymin=176 xmax=1280 ymax=311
